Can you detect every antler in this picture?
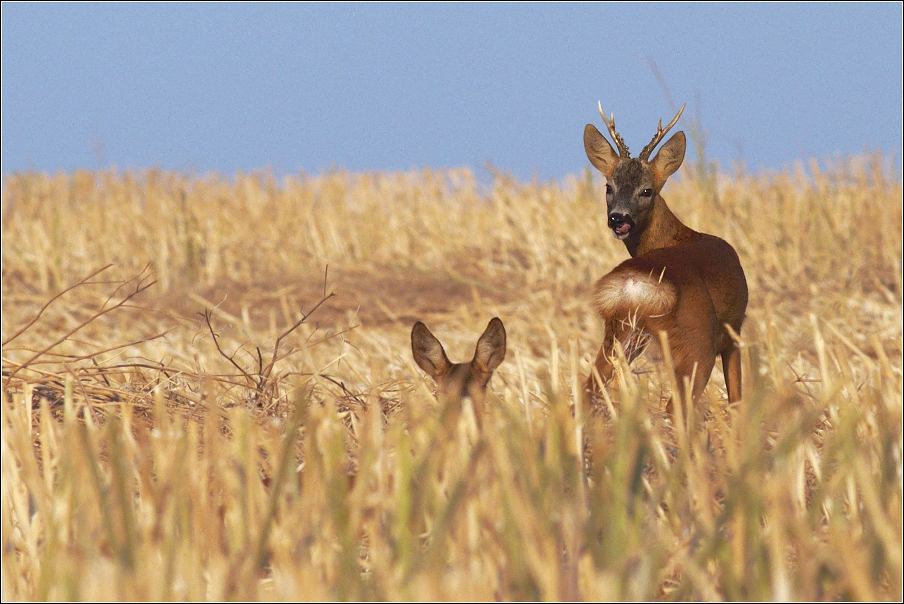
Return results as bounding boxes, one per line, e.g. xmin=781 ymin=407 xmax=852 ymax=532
xmin=598 ymin=101 xmax=631 ymax=158
xmin=639 ymin=104 xmax=686 ymax=160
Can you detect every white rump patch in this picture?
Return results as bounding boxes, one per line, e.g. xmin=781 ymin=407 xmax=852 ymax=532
xmin=593 ymin=269 xmax=678 ymax=318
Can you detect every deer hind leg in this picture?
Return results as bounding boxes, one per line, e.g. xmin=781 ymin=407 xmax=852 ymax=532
xmin=721 ymin=343 xmax=742 ymax=403
xmin=663 ymin=333 xmax=717 ymax=420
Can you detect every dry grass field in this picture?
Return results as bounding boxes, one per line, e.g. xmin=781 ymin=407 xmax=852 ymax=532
xmin=2 ymin=154 xmax=901 ymax=600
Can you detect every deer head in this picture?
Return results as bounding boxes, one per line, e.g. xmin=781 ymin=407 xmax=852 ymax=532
xmin=584 ymin=104 xmax=686 ymax=245
xmin=411 ymin=318 xmax=507 ymax=410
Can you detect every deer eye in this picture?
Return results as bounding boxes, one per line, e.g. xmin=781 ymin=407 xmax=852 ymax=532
xmin=605 ymin=184 xmax=613 ymax=195
xmin=640 ymin=188 xmax=653 ymax=198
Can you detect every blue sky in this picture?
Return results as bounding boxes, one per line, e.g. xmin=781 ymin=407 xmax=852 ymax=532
xmin=2 ymin=3 xmax=902 ymax=181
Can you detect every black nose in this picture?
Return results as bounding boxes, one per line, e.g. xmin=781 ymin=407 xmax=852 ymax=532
xmin=608 ymin=212 xmax=631 ymax=229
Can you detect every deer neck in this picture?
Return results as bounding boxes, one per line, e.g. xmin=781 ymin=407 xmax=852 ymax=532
xmin=624 ymin=196 xmax=694 ymax=258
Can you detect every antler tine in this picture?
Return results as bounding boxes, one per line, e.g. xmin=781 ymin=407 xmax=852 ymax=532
xmin=598 ymin=101 xmax=631 ymax=158
xmin=639 ymin=103 xmax=686 ymax=160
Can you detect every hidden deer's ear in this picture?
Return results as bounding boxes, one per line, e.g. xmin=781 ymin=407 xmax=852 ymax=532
xmin=472 ymin=317 xmax=506 ymax=374
xmin=650 ymin=131 xmax=686 ymax=186
xmin=411 ymin=322 xmax=452 ymax=378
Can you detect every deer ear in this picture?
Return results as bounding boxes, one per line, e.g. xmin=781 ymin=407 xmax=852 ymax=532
xmin=472 ymin=317 xmax=506 ymax=374
xmin=584 ymin=124 xmax=620 ymax=176
xmin=412 ymin=322 xmax=452 ymax=378
xmin=650 ymin=131 xmax=686 ymax=185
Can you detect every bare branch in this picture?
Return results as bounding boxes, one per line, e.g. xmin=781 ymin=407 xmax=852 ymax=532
xmin=199 ymin=277 xmax=338 ymax=406
xmin=3 ymin=264 xmax=114 ymax=347
xmin=320 ymin=374 xmax=366 ymax=406
xmin=259 ymin=289 xmax=337 ymax=384
xmin=4 ymin=329 xmax=172 ymax=366
xmin=4 ymin=269 xmax=157 ymax=387
xmin=203 ymin=309 xmax=255 ymax=387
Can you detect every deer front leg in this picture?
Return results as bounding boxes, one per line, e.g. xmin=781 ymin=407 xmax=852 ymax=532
xmin=584 ymin=321 xmax=617 ymax=397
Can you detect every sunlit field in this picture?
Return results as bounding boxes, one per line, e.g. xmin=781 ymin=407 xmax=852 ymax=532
xmin=2 ymin=155 xmax=901 ymax=600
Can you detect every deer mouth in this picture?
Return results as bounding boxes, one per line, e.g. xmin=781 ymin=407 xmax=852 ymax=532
xmin=612 ymin=223 xmax=632 ymax=238
xmin=608 ymin=213 xmax=635 ymax=239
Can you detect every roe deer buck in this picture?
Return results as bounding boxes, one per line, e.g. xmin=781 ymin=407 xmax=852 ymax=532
xmin=583 ymin=103 xmax=748 ymax=412
xmin=411 ymin=318 xmax=506 ymax=422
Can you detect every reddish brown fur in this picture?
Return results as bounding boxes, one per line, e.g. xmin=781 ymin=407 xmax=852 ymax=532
xmin=583 ymin=107 xmax=748 ymax=411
